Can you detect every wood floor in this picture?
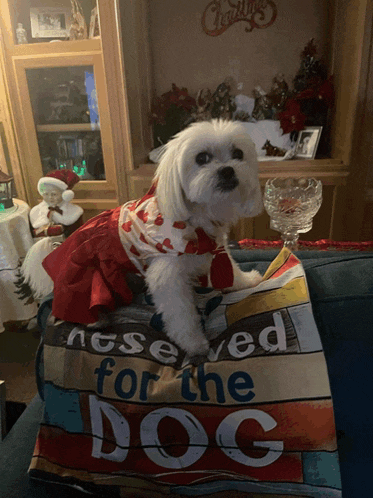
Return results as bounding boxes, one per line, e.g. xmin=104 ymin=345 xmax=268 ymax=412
xmin=0 ymin=321 xmax=40 ymax=404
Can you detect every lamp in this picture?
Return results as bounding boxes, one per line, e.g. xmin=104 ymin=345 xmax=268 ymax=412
xmin=0 ymin=169 xmax=14 ymax=211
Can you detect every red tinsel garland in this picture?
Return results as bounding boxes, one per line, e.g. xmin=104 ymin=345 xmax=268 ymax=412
xmin=238 ymin=239 xmax=373 ymax=251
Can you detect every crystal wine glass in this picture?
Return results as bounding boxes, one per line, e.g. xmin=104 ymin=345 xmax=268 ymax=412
xmin=263 ymin=178 xmax=322 ymax=251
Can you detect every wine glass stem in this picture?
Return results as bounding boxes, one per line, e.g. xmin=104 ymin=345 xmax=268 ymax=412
xmin=281 ymin=231 xmax=299 ymax=251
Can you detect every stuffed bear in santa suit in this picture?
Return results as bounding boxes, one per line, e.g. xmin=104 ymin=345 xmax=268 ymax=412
xmin=29 ymin=169 xmax=83 ymax=238
xmin=22 ymin=169 xmax=84 ymax=299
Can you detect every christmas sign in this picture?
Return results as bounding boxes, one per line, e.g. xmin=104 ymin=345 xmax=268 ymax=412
xmin=202 ymin=0 xmax=277 ymax=36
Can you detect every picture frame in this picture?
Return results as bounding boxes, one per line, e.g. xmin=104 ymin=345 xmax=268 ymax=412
xmin=295 ymin=126 xmax=323 ymax=159
xmin=89 ymin=7 xmax=100 ymax=39
xmin=30 ymin=7 xmax=71 ymax=39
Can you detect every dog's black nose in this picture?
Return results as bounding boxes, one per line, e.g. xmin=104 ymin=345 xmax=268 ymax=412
xmin=217 ymin=166 xmax=239 ymax=192
xmin=218 ymin=166 xmax=235 ymax=180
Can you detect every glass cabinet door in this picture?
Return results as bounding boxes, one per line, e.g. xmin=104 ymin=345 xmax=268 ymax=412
xmin=25 ymin=65 xmax=105 ymax=181
xmin=2 ymin=0 xmax=133 ymax=212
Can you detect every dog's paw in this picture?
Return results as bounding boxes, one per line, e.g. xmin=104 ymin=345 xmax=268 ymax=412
xmin=168 ymin=329 xmax=210 ymax=357
xmin=227 ymin=269 xmax=263 ymax=292
xmin=248 ymin=269 xmax=262 ymax=287
xmin=184 ymin=336 xmax=210 ymax=357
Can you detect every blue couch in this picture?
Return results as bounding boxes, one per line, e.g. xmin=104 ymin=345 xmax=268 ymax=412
xmin=1 ymin=249 xmax=372 ymax=498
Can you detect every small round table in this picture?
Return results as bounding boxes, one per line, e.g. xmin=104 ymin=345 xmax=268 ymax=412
xmin=0 ymin=199 xmax=38 ymax=332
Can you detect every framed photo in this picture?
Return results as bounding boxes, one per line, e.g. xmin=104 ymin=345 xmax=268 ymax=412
xmin=30 ymin=7 xmax=71 ymax=39
xmin=89 ymin=7 xmax=100 ymax=38
xmin=295 ymin=126 xmax=323 ymax=159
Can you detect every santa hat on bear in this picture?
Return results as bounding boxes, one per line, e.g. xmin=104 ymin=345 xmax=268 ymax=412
xmin=38 ymin=169 xmax=80 ymax=202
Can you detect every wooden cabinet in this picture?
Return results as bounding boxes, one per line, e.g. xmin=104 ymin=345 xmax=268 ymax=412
xmin=329 ymin=0 xmax=373 ymax=241
xmin=0 ymin=0 xmax=134 ymax=220
xmin=0 ymin=39 xmax=25 ymax=200
xmin=128 ymin=0 xmax=373 ymax=242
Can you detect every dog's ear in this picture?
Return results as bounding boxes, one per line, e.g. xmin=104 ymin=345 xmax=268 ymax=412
xmin=153 ymin=140 xmax=190 ymax=221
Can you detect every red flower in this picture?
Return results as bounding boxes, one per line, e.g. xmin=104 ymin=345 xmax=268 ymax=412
xmin=294 ymin=77 xmax=334 ymax=108
xmin=150 ymin=84 xmax=196 ymax=125
xmin=317 ymin=76 xmax=334 ymax=107
xmin=278 ymin=100 xmax=307 ymax=134
xmin=295 ymin=88 xmax=316 ymax=100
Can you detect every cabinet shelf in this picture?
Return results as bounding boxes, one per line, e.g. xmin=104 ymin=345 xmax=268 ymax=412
xmin=129 ymin=157 xmax=349 ymax=192
xmin=36 ymin=123 xmax=99 ymax=132
xmin=258 ymin=158 xmax=348 ymax=185
xmin=130 ymin=158 xmax=349 ymax=189
xmin=12 ymin=38 xmax=101 ymax=58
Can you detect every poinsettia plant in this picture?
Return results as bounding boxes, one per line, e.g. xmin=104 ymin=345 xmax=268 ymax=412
xmin=278 ymin=39 xmax=334 ymax=136
xmin=150 ymin=84 xmax=197 ymax=147
xmin=278 ymin=100 xmax=307 ymax=135
xmin=150 ymin=84 xmax=197 ymax=126
xmin=150 ymin=81 xmax=237 ymax=147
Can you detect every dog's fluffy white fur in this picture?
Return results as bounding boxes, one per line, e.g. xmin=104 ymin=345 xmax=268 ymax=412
xmin=142 ymin=119 xmax=263 ymax=356
xmin=21 ymin=237 xmax=56 ymax=300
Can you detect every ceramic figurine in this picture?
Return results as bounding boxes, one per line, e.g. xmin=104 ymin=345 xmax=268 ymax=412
xmin=16 ymin=23 xmax=28 ymax=44
xmin=252 ymin=86 xmax=273 ymax=120
xmin=262 ymin=139 xmax=287 ymax=157
xmin=268 ymin=73 xmax=290 ymax=112
xmin=190 ymin=88 xmax=213 ymax=121
xmin=21 ymin=170 xmax=84 ymax=299
xmin=210 ymin=82 xmax=236 ymax=119
xmin=69 ymin=0 xmax=88 ymax=40
xmin=29 ymin=169 xmax=83 ymax=239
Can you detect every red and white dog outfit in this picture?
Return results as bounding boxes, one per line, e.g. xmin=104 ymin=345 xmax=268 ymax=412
xmin=42 ymin=184 xmax=234 ymax=324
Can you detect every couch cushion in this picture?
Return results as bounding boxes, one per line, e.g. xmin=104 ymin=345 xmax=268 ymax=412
xmin=305 ymin=257 xmax=373 ymax=498
xmin=232 ymin=249 xmax=373 ymax=498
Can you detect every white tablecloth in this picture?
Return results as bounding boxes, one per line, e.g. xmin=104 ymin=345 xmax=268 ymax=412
xmin=0 ymin=199 xmax=38 ymax=332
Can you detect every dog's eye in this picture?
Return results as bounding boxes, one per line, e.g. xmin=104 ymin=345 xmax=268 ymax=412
xmin=196 ymin=152 xmax=212 ymax=166
xmin=232 ymin=148 xmax=244 ymax=160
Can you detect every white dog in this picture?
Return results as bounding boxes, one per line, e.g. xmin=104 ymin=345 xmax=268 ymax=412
xmin=37 ymin=119 xmax=263 ymax=357
xmin=140 ymin=119 xmax=263 ymax=356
